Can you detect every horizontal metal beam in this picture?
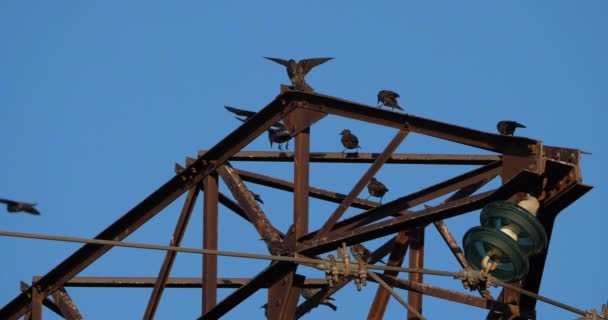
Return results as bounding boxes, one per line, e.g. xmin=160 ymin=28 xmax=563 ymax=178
xmin=199 ymin=151 xmax=501 ymax=165
xmin=299 ymin=170 xmax=539 ymax=256
xmin=32 ymin=277 xmax=329 ymax=289
xmin=281 ymin=90 xmax=539 ymax=155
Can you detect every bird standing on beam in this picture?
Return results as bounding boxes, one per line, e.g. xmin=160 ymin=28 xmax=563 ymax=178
xmin=497 ymin=120 xmax=526 ymax=135
xmin=377 ymin=90 xmax=403 ymax=111
xmin=350 ymin=243 xmax=385 ymax=264
xmin=340 ymin=129 xmax=361 ymax=154
xmin=264 ymin=57 xmax=333 ymax=92
xmin=268 ymin=123 xmax=292 ymax=151
xmin=366 ymin=177 xmax=389 ymax=203
xmin=0 ymin=199 xmax=40 ymax=215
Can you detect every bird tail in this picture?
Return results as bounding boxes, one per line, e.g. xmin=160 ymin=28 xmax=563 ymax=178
xmin=516 ymin=122 xmax=526 ymax=128
xmin=322 ymin=302 xmax=338 ymax=311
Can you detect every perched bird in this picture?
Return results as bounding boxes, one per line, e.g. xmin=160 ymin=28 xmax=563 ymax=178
xmin=264 ymin=57 xmax=333 ymax=92
xmin=261 ymin=237 xmax=292 ymax=257
xmin=260 ymin=304 xmax=268 ymax=318
xmin=268 ymin=127 xmax=292 ymax=150
xmin=366 ymin=177 xmax=389 ymax=203
xmin=339 ymin=129 xmax=361 ymax=153
xmin=350 ymin=243 xmax=385 ymax=264
xmin=377 ymin=90 xmax=403 ymax=111
xmin=224 ymin=106 xmax=285 ymax=129
xmin=250 ymin=191 xmax=264 ymax=204
xmin=0 ymin=199 xmax=40 ymax=215
xmin=497 ymin=121 xmax=526 ymax=136
xmin=301 ymin=288 xmax=338 ymax=311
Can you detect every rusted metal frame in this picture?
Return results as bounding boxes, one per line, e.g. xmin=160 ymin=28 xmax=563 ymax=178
xmin=144 ymin=187 xmax=200 ymax=319
xmin=299 ymin=170 xmax=540 ymax=256
xmin=368 ymin=231 xmax=411 ymax=320
xmin=51 ymin=288 xmax=84 ymax=320
xmin=518 ymin=182 xmax=592 ymax=318
xmin=214 ymin=150 xmax=500 ymax=165
xmin=203 ymin=173 xmax=219 ymax=313
xmin=20 ymin=282 xmax=63 ymax=318
xmin=300 ymin=160 xmax=502 ymax=241
xmin=408 ymin=227 xmax=425 ymax=320
xmin=33 ymin=276 xmax=329 ymax=288
xmin=282 ymin=90 xmax=538 ymax=155
xmin=0 ymin=95 xmax=298 ymax=320
xmin=235 ymin=168 xmax=379 ymax=210
xmin=30 ymin=285 xmax=43 ymax=320
xmin=315 ymin=129 xmax=409 ymax=239
xmin=370 ymin=273 xmax=515 ymax=314
xmin=295 ymin=238 xmax=393 ymax=318
xmin=198 ymin=262 xmax=296 ymax=320
xmin=268 ymin=273 xmax=304 ymax=320
xmin=217 ymin=164 xmax=283 ymax=242
xmin=367 ymin=271 xmax=426 ymax=319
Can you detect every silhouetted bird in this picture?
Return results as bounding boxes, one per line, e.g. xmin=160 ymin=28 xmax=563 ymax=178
xmin=350 ymin=243 xmax=385 ymax=264
xmin=261 ymin=303 xmax=268 ymax=318
xmin=301 ymin=288 xmax=338 ymax=311
xmin=224 ymin=105 xmax=285 ymax=129
xmin=264 ymin=57 xmax=333 ymax=92
xmin=340 ymin=129 xmax=361 ymax=153
xmin=250 ymin=191 xmax=264 ymax=204
xmin=497 ymin=121 xmax=526 ymax=135
xmin=268 ymin=127 xmax=292 ymax=150
xmin=366 ymin=177 xmax=389 ymax=203
xmin=0 ymin=199 xmax=40 ymax=215
xmin=377 ymin=90 xmax=403 ymax=111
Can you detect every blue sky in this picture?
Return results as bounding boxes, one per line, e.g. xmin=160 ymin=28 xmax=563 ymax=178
xmin=1 ymin=1 xmax=606 ymax=319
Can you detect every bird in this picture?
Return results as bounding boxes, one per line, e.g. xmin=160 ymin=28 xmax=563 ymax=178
xmin=250 ymin=191 xmax=264 ymax=204
xmin=350 ymin=243 xmax=385 ymax=264
xmin=339 ymin=129 xmax=361 ymax=153
xmin=497 ymin=121 xmax=526 ymax=135
xmin=377 ymin=90 xmax=403 ymax=111
xmin=224 ymin=105 xmax=285 ymax=129
xmin=301 ymin=288 xmax=338 ymax=311
xmin=366 ymin=177 xmax=389 ymax=203
xmin=268 ymin=127 xmax=292 ymax=150
xmin=264 ymin=57 xmax=333 ymax=92
xmin=261 ymin=237 xmax=292 ymax=257
xmin=260 ymin=303 xmax=269 ymax=318
xmin=0 ymin=199 xmax=40 ymax=215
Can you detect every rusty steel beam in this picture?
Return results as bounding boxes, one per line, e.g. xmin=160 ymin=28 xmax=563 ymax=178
xmin=268 ymin=272 xmax=303 ymax=320
xmin=31 ymin=286 xmax=43 ymax=320
xmin=408 ymin=227 xmax=425 ymax=320
xmin=144 ymin=187 xmax=200 ymax=320
xmin=368 ymin=231 xmax=411 ymax=320
xmin=300 ymin=161 xmax=502 ymax=241
xmin=281 ymin=90 xmax=539 ymax=155
xmin=370 ymin=273 xmax=514 ymax=314
xmin=32 ymin=277 xmax=329 ymax=288
xmin=203 ymin=173 xmax=219 ymax=313
xmin=315 ymin=129 xmax=409 ymax=239
xmin=204 ymin=150 xmax=501 ymax=165
xmin=20 ymin=282 xmax=63 ymax=318
xmin=199 ymin=262 xmax=295 ymax=320
xmin=217 ymin=164 xmax=283 ymax=241
xmin=0 ymin=93 xmax=298 ymax=320
xmin=299 ymin=170 xmax=539 ymax=256
xmin=235 ymin=168 xmax=379 ymax=210
xmin=51 ymin=288 xmax=84 ymax=320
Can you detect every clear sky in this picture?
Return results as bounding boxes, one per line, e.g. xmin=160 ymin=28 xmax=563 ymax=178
xmin=1 ymin=1 xmax=606 ymax=319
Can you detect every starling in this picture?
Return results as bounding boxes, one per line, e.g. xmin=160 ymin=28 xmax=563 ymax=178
xmin=350 ymin=243 xmax=385 ymax=264
xmin=264 ymin=57 xmax=333 ymax=92
xmin=261 ymin=303 xmax=268 ymax=318
xmin=0 ymin=199 xmax=40 ymax=215
xmin=339 ymin=129 xmax=361 ymax=153
xmin=301 ymin=288 xmax=338 ymax=311
xmin=250 ymin=191 xmax=264 ymax=204
xmin=261 ymin=237 xmax=292 ymax=257
xmin=224 ymin=105 xmax=284 ymax=129
xmin=366 ymin=177 xmax=389 ymax=203
xmin=268 ymin=127 xmax=292 ymax=150
xmin=377 ymin=90 xmax=403 ymax=111
xmin=497 ymin=121 xmax=526 ymax=135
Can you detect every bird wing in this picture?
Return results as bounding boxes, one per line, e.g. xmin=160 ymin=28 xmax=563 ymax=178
xmin=264 ymin=57 xmax=290 ymax=67
xmin=0 ymin=199 xmax=18 ymax=205
xmin=23 ymin=206 xmax=40 ymax=215
xmin=224 ymin=106 xmax=256 ymax=118
xmin=299 ymin=57 xmax=334 ymax=75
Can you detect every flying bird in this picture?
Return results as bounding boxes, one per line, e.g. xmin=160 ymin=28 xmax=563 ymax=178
xmin=350 ymin=243 xmax=385 ymax=264
xmin=264 ymin=57 xmax=333 ymax=92
xmin=301 ymin=288 xmax=338 ymax=311
xmin=0 ymin=199 xmax=40 ymax=215
xmin=268 ymin=127 xmax=292 ymax=150
xmin=339 ymin=129 xmax=361 ymax=153
xmin=377 ymin=90 xmax=403 ymax=111
xmin=250 ymin=191 xmax=264 ymax=204
xmin=497 ymin=121 xmax=526 ymax=135
xmin=366 ymin=177 xmax=389 ymax=203
xmin=224 ymin=105 xmax=285 ymax=129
